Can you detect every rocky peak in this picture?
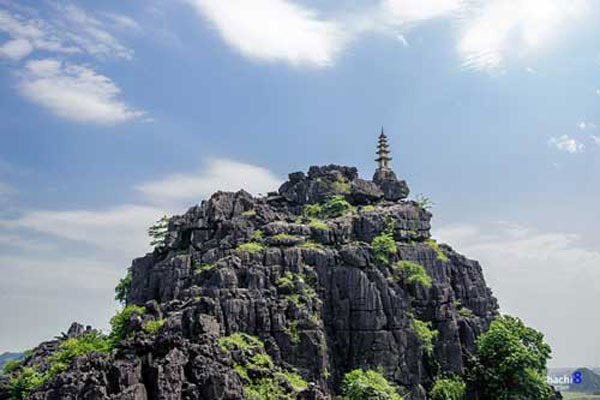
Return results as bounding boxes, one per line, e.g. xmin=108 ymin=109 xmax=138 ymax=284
xmin=1 ymin=164 xmax=500 ymax=400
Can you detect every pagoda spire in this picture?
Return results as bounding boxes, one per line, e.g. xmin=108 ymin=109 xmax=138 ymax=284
xmin=375 ymin=127 xmax=392 ymax=171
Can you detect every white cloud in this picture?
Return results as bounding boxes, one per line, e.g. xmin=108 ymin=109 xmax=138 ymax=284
xmin=577 ymin=121 xmax=596 ymax=130
xmin=187 ymin=0 xmax=346 ymax=67
xmin=548 ymin=134 xmax=583 ymax=154
xmin=100 ymin=12 xmax=142 ymax=32
xmin=136 ymin=158 xmax=282 ymax=206
xmin=591 ymin=135 xmax=600 ymax=146
xmin=383 ymin=0 xmax=463 ymax=21
xmin=17 ymin=59 xmax=145 ymax=124
xmin=434 ymin=222 xmax=600 ymax=367
xmin=0 ymin=38 xmax=33 ymax=60
xmin=3 ymin=204 xmax=163 ymax=255
xmin=0 ymin=6 xmax=133 ymax=60
xmin=457 ymin=0 xmax=589 ymax=71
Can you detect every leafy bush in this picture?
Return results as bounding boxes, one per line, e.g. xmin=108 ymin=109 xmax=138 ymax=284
xmin=284 ymin=320 xmax=300 ymax=345
xmin=218 ymin=332 xmax=264 ymax=352
xmin=361 ymin=205 xmax=376 ymax=212
xmin=303 ymin=203 xmax=323 ymax=217
xmin=415 ymin=194 xmax=433 ymax=210
xmin=114 ymin=269 xmax=131 ymax=303
xmin=244 ymin=377 xmax=288 ymax=400
xmin=143 ymin=319 xmax=166 ymax=335
xmin=272 ymin=233 xmax=298 ymax=241
xmin=2 ymin=359 xmax=21 ymax=375
xmin=426 ymin=239 xmax=448 ymax=262
xmin=471 ymin=315 xmax=555 ymax=400
xmin=371 ymin=231 xmax=397 ymax=265
xmin=412 ymin=319 xmax=438 ymax=357
xmin=7 ymin=367 xmax=45 ymax=400
xmin=430 ymin=376 xmax=466 ymax=400
xmin=241 ymin=210 xmax=256 ymax=216
xmin=236 ymin=242 xmax=267 ymax=254
xmin=250 ymin=229 xmax=264 ymax=241
xmin=276 ymin=371 xmax=307 ymax=391
xmin=323 ymin=195 xmax=352 ymax=217
xmin=108 ymin=305 xmax=145 ymax=348
xmin=342 ymin=368 xmax=403 ymax=400
xmin=47 ymin=331 xmax=110 ymax=378
xmin=393 ymin=261 xmax=431 ymax=288
xmin=296 ymin=240 xmax=325 ymax=250
xmin=148 ymin=215 xmax=169 ymax=248
xmin=308 ymin=218 xmax=329 ymax=230
xmin=276 ymin=271 xmax=296 ymax=291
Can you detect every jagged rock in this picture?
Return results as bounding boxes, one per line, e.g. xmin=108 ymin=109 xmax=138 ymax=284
xmin=1 ymin=165 xmax=504 ymax=400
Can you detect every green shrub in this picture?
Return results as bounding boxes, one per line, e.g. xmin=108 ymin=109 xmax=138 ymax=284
xmin=472 ymin=315 xmax=555 ymax=400
xmin=250 ymin=229 xmax=264 ymax=241
xmin=108 ymin=305 xmax=145 ymax=348
xmin=426 ymin=239 xmax=449 ymax=262
xmin=237 ymin=242 xmax=267 ymax=253
xmin=194 ymin=262 xmax=214 ymax=275
xmin=276 ymin=371 xmax=308 ymax=391
xmin=415 ymin=194 xmax=433 ymax=211
xmin=309 ymin=218 xmax=329 ymax=230
xmin=218 ymin=332 xmax=264 ymax=352
xmin=303 ymin=203 xmax=323 ymax=217
xmin=143 ymin=319 xmax=166 ymax=335
xmin=323 ymin=195 xmax=352 ymax=217
xmin=412 ymin=319 xmax=438 ymax=357
xmin=148 ymin=215 xmax=170 ymax=248
xmin=2 ymin=359 xmax=21 ymax=375
xmin=361 ymin=205 xmax=376 ymax=212
xmin=296 ymin=240 xmax=325 ymax=250
xmin=455 ymin=300 xmax=475 ymax=318
xmin=284 ymin=321 xmax=300 ymax=345
xmin=47 ymin=331 xmax=110 ymax=378
xmin=430 ymin=376 xmax=466 ymax=400
xmin=272 ymin=233 xmax=298 ymax=241
xmin=276 ymin=272 xmax=295 ymax=291
xmin=8 ymin=367 xmax=45 ymax=400
xmin=241 ymin=210 xmax=256 ymax=216
xmin=249 ymin=353 xmax=274 ymax=371
xmin=342 ymin=368 xmax=402 ymax=400
xmin=332 ymin=179 xmax=351 ymax=194
xmin=371 ymin=232 xmax=397 ymax=265
xmin=114 ymin=269 xmax=132 ymax=303
xmin=393 ymin=261 xmax=431 ymax=288
xmin=244 ymin=377 xmax=288 ymax=400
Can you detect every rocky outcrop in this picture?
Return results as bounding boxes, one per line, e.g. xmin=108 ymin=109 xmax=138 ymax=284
xmin=0 ymin=165 xmax=499 ymax=400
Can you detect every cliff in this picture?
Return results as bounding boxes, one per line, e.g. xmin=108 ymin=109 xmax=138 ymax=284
xmin=0 ymin=164 xmax=500 ymax=400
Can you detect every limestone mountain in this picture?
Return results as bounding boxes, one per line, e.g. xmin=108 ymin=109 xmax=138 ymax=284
xmin=0 ymin=148 xmax=550 ymax=399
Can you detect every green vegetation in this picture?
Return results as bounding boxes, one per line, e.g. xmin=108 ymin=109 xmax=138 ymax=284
xmin=322 ymin=195 xmax=352 ymax=217
xmin=415 ymin=194 xmax=433 ymax=211
xmin=250 ymin=229 xmax=264 ymax=241
xmin=220 ymin=333 xmax=307 ymax=400
xmin=430 ymin=376 xmax=466 ymax=400
xmin=332 ymin=179 xmax=351 ymax=194
xmin=143 ymin=319 xmax=166 ymax=335
xmin=471 ymin=315 xmax=554 ymax=400
xmin=276 ymin=271 xmax=295 ymax=291
xmin=272 ymin=233 xmax=299 ymax=241
xmin=46 ymin=331 xmax=110 ymax=378
xmin=218 ymin=332 xmax=264 ymax=352
xmin=393 ymin=261 xmax=431 ymax=288
xmin=114 ymin=269 xmax=132 ymax=303
xmin=426 ymin=239 xmax=449 ymax=262
xmin=371 ymin=231 xmax=397 ymax=265
xmin=194 ymin=262 xmax=214 ymax=275
xmin=148 ymin=215 xmax=170 ymax=248
xmin=284 ymin=321 xmax=300 ymax=345
xmin=296 ymin=240 xmax=325 ymax=250
xmin=108 ymin=305 xmax=145 ymax=348
xmin=342 ymin=368 xmax=403 ymax=400
xmin=276 ymin=371 xmax=308 ymax=391
xmin=7 ymin=367 xmax=45 ymax=400
xmin=236 ymin=242 xmax=267 ymax=254
xmin=303 ymin=203 xmax=323 ymax=217
xmin=456 ymin=300 xmax=475 ymax=318
xmin=412 ymin=319 xmax=438 ymax=357
xmin=361 ymin=205 xmax=376 ymax=212
xmin=308 ymin=218 xmax=329 ymax=230
xmin=3 ymin=360 xmax=21 ymax=375
xmin=241 ymin=210 xmax=256 ymax=216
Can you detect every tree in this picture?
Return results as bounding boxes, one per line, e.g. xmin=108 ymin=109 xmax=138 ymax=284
xmin=148 ymin=215 xmax=170 ymax=248
xmin=471 ymin=315 xmax=555 ymax=400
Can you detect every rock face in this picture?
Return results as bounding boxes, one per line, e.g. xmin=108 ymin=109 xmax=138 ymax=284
xmin=0 ymin=165 xmax=499 ymax=400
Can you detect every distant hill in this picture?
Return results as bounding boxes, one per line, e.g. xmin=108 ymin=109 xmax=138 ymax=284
xmin=0 ymin=352 xmax=24 ymax=374
xmin=570 ymin=368 xmax=600 ymax=394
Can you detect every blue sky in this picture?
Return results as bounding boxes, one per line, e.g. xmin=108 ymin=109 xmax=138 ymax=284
xmin=1 ymin=0 xmax=600 ymax=368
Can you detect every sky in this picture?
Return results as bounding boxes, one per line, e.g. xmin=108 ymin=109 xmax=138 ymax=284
xmin=0 ymin=0 xmax=599 ymax=368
